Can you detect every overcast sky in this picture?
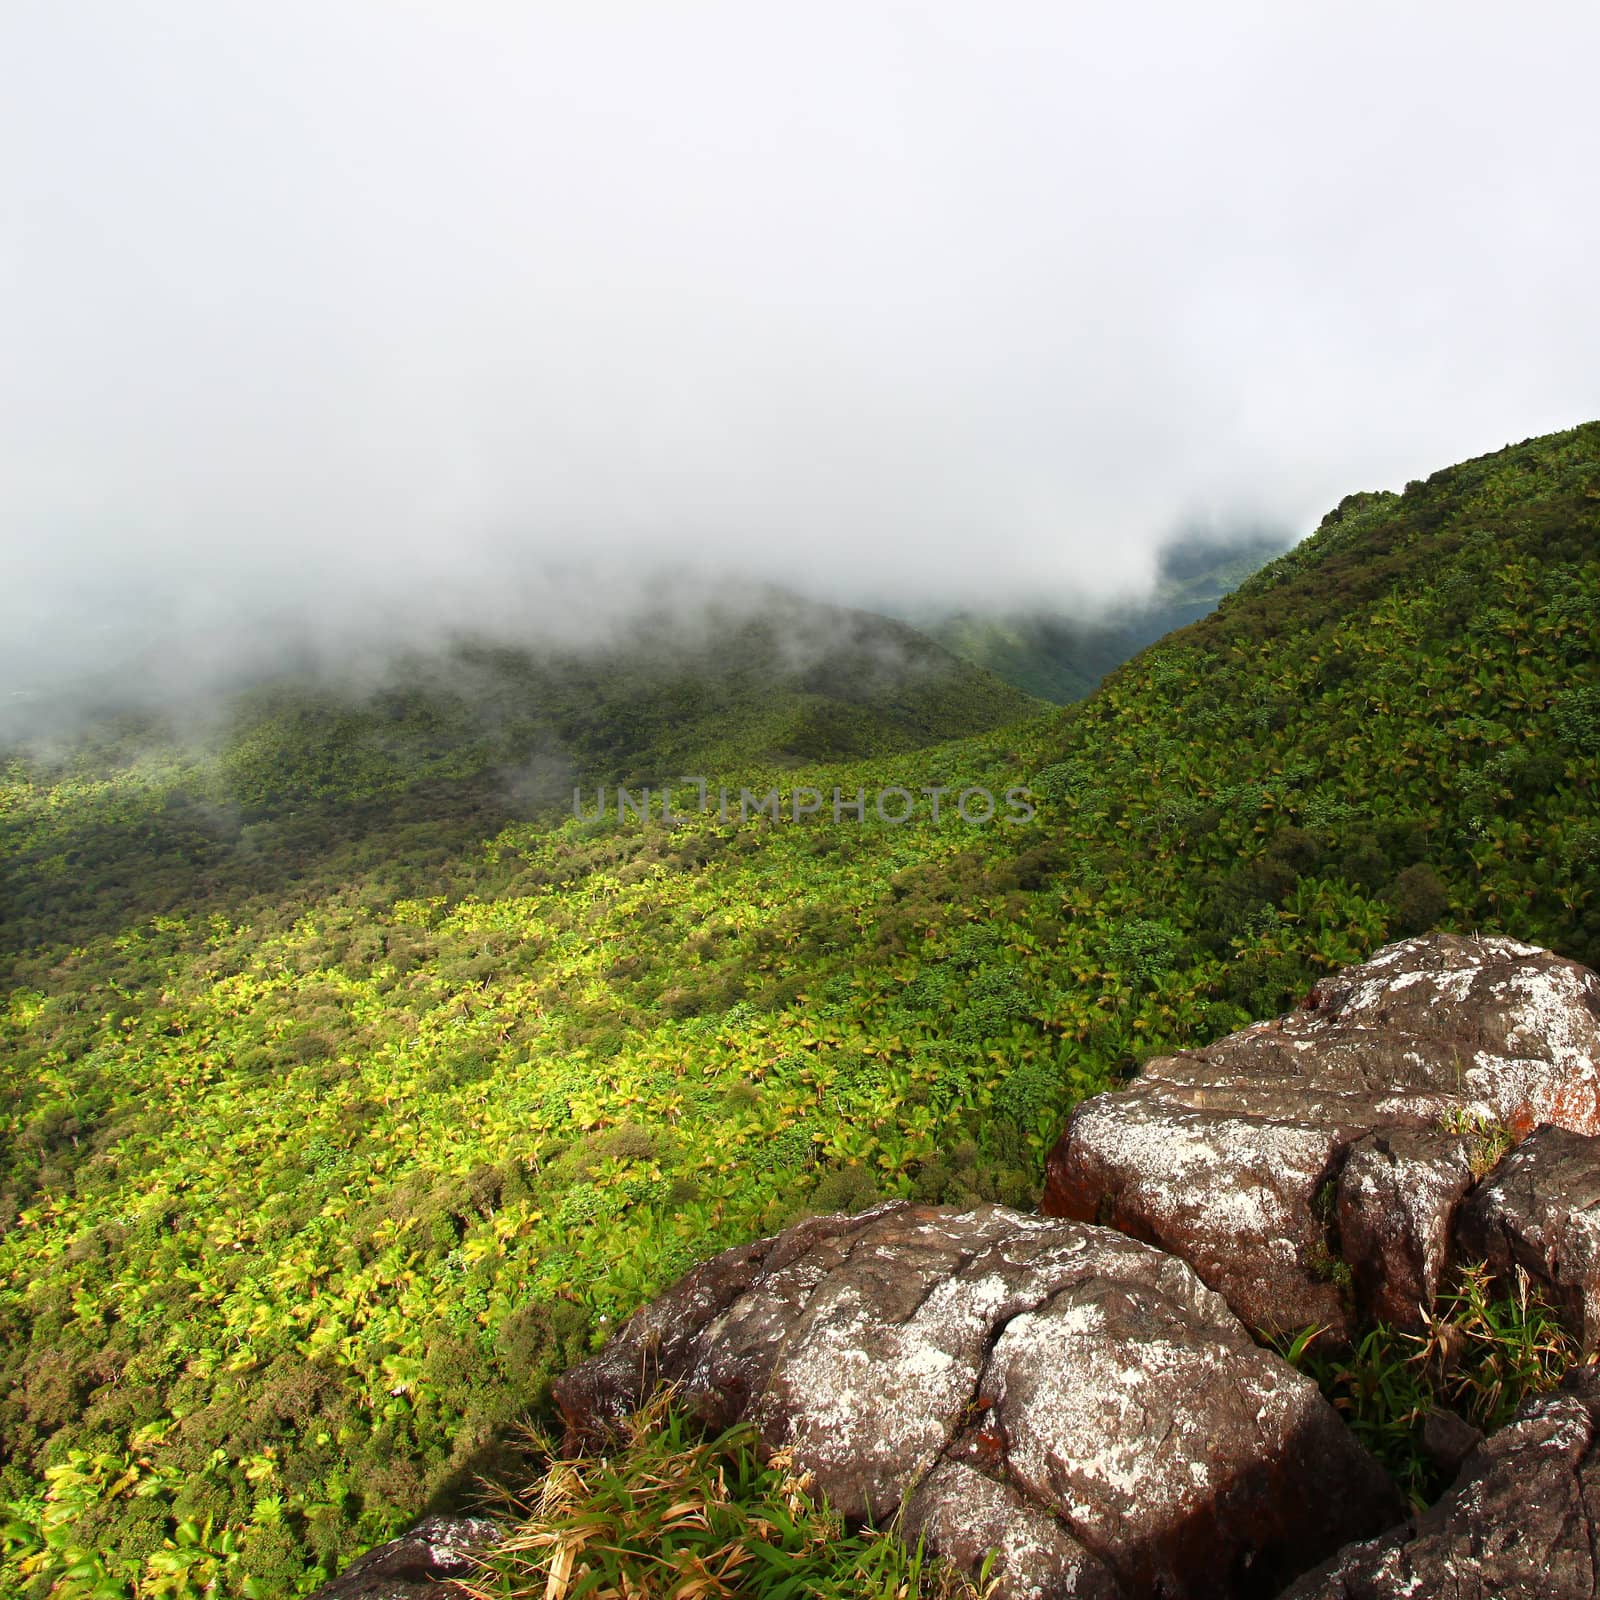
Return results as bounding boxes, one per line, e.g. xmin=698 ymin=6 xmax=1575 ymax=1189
xmin=4 ymin=2 xmax=1599 ymax=697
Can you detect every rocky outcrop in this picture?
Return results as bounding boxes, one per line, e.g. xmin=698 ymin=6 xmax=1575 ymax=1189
xmin=554 ymin=1201 xmax=1401 ymax=1599
xmin=1280 ymin=1367 xmax=1600 ymax=1599
xmin=1042 ymin=935 xmax=1600 ymax=1339
xmin=305 ymin=1514 xmax=498 ymax=1600
xmin=1335 ymin=1127 xmax=1476 ymax=1330
xmin=312 ymin=935 xmax=1600 ymax=1599
xmin=1456 ymin=1122 xmax=1600 ymax=1350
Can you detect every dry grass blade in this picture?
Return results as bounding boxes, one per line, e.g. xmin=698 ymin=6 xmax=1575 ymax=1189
xmin=459 ymin=1391 xmax=990 ymax=1599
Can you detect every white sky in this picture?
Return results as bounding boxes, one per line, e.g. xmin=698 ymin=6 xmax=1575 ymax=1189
xmin=4 ymin=1 xmax=1599 ymax=692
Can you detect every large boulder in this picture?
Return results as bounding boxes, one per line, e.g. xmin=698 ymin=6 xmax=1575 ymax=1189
xmin=1456 ymin=1122 xmax=1600 ymax=1350
xmin=1280 ymin=1367 xmax=1600 ymax=1599
xmin=1042 ymin=935 xmax=1600 ymax=1340
xmin=306 ymin=1514 xmax=498 ymax=1600
xmin=554 ymin=1201 xmax=1401 ymax=1599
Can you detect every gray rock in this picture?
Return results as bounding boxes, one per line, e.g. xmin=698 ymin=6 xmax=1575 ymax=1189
xmin=902 ymin=1461 xmax=1118 ymax=1600
xmin=1280 ymin=1367 xmax=1600 ymax=1599
xmin=554 ymin=1201 xmax=1401 ymax=1599
xmin=1419 ymin=1407 xmax=1483 ymax=1480
xmin=1042 ymin=935 xmax=1600 ymax=1340
xmin=1337 ymin=1128 xmax=1475 ymax=1331
xmin=306 ymin=1513 xmax=499 ymax=1600
xmin=1456 ymin=1122 xmax=1600 ymax=1350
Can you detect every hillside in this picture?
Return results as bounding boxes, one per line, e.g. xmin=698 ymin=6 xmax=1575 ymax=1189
xmin=0 ymin=592 xmax=1038 ymax=959
xmin=915 ymin=528 xmax=1288 ymax=701
xmin=3 ymin=423 xmax=1600 ymax=1596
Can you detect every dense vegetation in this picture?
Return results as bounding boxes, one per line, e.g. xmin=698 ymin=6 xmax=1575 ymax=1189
xmin=0 ymin=594 xmax=1038 ymax=960
xmin=2 ymin=423 xmax=1598 ymax=1595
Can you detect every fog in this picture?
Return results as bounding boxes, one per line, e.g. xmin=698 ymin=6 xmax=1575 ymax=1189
xmin=5 ymin=2 xmax=1599 ymax=709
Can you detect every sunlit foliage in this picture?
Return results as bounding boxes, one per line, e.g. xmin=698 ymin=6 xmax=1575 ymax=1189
xmin=1 ymin=424 xmax=1598 ymax=1593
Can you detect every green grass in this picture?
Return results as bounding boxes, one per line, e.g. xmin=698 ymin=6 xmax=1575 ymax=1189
xmin=1284 ymin=1264 xmax=1584 ymax=1506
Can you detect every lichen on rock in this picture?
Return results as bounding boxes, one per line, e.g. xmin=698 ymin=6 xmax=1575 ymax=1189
xmin=554 ymin=1201 xmax=1401 ymax=1599
xmin=1042 ymin=934 xmax=1600 ymax=1339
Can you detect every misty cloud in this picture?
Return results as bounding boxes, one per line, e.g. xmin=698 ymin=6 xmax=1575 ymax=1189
xmin=5 ymin=2 xmax=1599 ymax=704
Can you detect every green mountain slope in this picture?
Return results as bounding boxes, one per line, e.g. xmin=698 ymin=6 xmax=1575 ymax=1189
xmin=0 ymin=594 xmax=1038 ymax=959
xmin=2 ymin=423 xmax=1599 ymax=1596
xmin=916 ymin=529 xmax=1288 ymax=701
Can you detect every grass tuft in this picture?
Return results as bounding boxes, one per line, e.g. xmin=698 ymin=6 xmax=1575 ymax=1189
xmin=462 ymin=1394 xmax=991 ymax=1600
xmin=1434 ymin=1107 xmax=1515 ymax=1179
xmin=1284 ymin=1263 xmax=1589 ymax=1505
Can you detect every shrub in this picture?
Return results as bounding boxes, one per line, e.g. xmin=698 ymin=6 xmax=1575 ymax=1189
xmin=1388 ymin=863 xmax=1451 ymax=935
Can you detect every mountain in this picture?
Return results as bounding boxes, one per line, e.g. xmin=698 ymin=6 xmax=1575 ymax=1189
xmin=0 ymin=592 xmax=1038 ymax=958
xmin=3 ymin=423 xmax=1598 ymax=1596
xmin=911 ymin=527 xmax=1289 ymax=702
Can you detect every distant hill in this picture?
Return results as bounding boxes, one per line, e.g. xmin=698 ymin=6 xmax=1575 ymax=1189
xmin=913 ymin=528 xmax=1289 ymax=701
xmin=0 ymin=590 xmax=1037 ymax=956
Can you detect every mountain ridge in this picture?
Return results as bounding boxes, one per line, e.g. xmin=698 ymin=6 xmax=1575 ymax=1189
xmin=0 ymin=592 xmax=1040 ymax=961
xmin=907 ymin=527 xmax=1289 ymax=702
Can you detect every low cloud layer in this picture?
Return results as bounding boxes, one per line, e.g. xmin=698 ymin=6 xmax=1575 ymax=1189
xmin=5 ymin=2 xmax=1599 ymax=707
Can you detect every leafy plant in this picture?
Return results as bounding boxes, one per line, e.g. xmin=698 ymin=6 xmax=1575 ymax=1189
xmin=1436 ymin=1108 xmax=1515 ymax=1179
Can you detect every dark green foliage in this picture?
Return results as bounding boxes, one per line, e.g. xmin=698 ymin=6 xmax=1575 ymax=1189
xmin=1103 ymin=919 xmax=1184 ymax=981
xmin=1388 ymin=863 xmax=1452 ymax=935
